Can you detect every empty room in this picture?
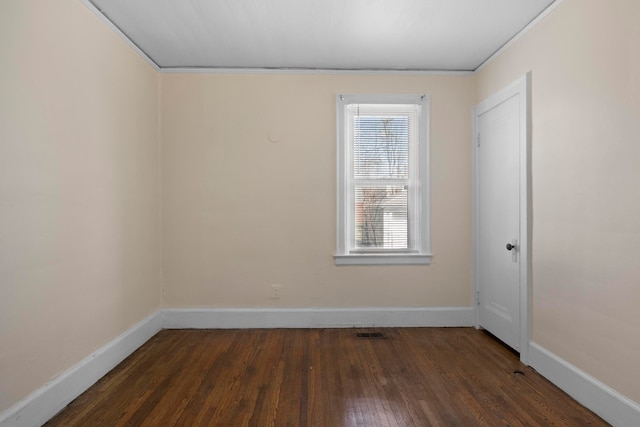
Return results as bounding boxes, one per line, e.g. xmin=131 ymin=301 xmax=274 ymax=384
xmin=1 ymin=0 xmax=639 ymax=426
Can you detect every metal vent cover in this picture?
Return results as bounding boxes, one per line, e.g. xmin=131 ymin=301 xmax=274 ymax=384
xmin=356 ymin=332 xmax=386 ymax=339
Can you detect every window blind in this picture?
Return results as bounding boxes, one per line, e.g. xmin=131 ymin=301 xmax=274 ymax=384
xmin=346 ymin=104 xmax=421 ymax=252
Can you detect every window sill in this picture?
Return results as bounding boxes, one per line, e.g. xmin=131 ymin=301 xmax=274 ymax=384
xmin=334 ymin=253 xmax=433 ymax=266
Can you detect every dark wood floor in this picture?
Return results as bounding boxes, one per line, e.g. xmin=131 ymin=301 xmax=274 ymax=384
xmin=45 ymin=328 xmax=608 ymax=426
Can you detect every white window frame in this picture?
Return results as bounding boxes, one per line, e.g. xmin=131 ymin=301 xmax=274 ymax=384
xmin=335 ymin=94 xmax=432 ymax=266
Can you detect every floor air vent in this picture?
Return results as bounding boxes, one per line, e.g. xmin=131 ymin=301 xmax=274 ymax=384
xmin=356 ymin=332 xmax=386 ymax=339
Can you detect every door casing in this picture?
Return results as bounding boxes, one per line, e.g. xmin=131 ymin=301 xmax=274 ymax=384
xmin=473 ymin=72 xmax=531 ymax=364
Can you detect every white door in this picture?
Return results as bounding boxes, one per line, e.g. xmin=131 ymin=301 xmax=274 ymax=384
xmin=474 ymin=75 xmax=529 ymax=358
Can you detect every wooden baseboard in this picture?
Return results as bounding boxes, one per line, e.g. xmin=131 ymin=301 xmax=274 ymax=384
xmin=161 ymin=306 xmax=475 ymax=329
xmin=529 ymin=342 xmax=640 ymax=427
xmin=0 ymin=312 xmax=162 ymax=427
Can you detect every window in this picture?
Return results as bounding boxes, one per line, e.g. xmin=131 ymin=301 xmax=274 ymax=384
xmin=335 ymin=94 xmax=431 ymax=265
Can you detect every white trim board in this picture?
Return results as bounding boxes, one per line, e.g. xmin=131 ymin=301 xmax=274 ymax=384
xmin=80 ymin=0 xmax=160 ymax=71
xmin=474 ymin=0 xmax=565 ymax=72
xmin=158 ymin=67 xmax=474 ymax=76
xmin=0 ymin=312 xmax=162 ymax=427
xmin=529 ymin=342 xmax=640 ymax=427
xmin=473 ymin=73 xmax=531 ymax=364
xmin=161 ymin=307 xmax=474 ymax=329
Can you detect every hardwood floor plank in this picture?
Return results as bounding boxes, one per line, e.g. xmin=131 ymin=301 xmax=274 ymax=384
xmin=45 ymin=328 xmax=610 ymax=427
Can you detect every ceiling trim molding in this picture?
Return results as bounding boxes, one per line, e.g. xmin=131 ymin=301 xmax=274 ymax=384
xmin=80 ymin=0 xmax=160 ymax=72
xmin=157 ymin=67 xmax=474 ymax=76
xmin=80 ymin=0 xmax=561 ymax=77
xmin=474 ymin=0 xmax=564 ymax=73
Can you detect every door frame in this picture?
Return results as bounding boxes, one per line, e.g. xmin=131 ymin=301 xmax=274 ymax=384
xmin=473 ymin=72 xmax=531 ymax=364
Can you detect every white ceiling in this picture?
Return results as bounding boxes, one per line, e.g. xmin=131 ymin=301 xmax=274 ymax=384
xmin=87 ymin=0 xmax=557 ymax=72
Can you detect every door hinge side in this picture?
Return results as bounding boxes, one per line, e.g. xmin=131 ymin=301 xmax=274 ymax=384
xmin=475 ymin=291 xmax=480 ymax=305
xmin=476 ymin=133 xmax=480 ymax=147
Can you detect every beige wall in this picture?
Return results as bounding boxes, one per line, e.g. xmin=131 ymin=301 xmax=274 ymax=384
xmin=161 ymin=74 xmax=475 ymax=308
xmin=0 ymin=0 xmax=161 ymax=413
xmin=476 ymin=0 xmax=640 ymax=403
xmin=4 ymin=0 xmax=639 ymax=417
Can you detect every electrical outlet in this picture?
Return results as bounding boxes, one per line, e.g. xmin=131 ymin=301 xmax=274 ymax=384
xmin=270 ymin=284 xmax=281 ymax=299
